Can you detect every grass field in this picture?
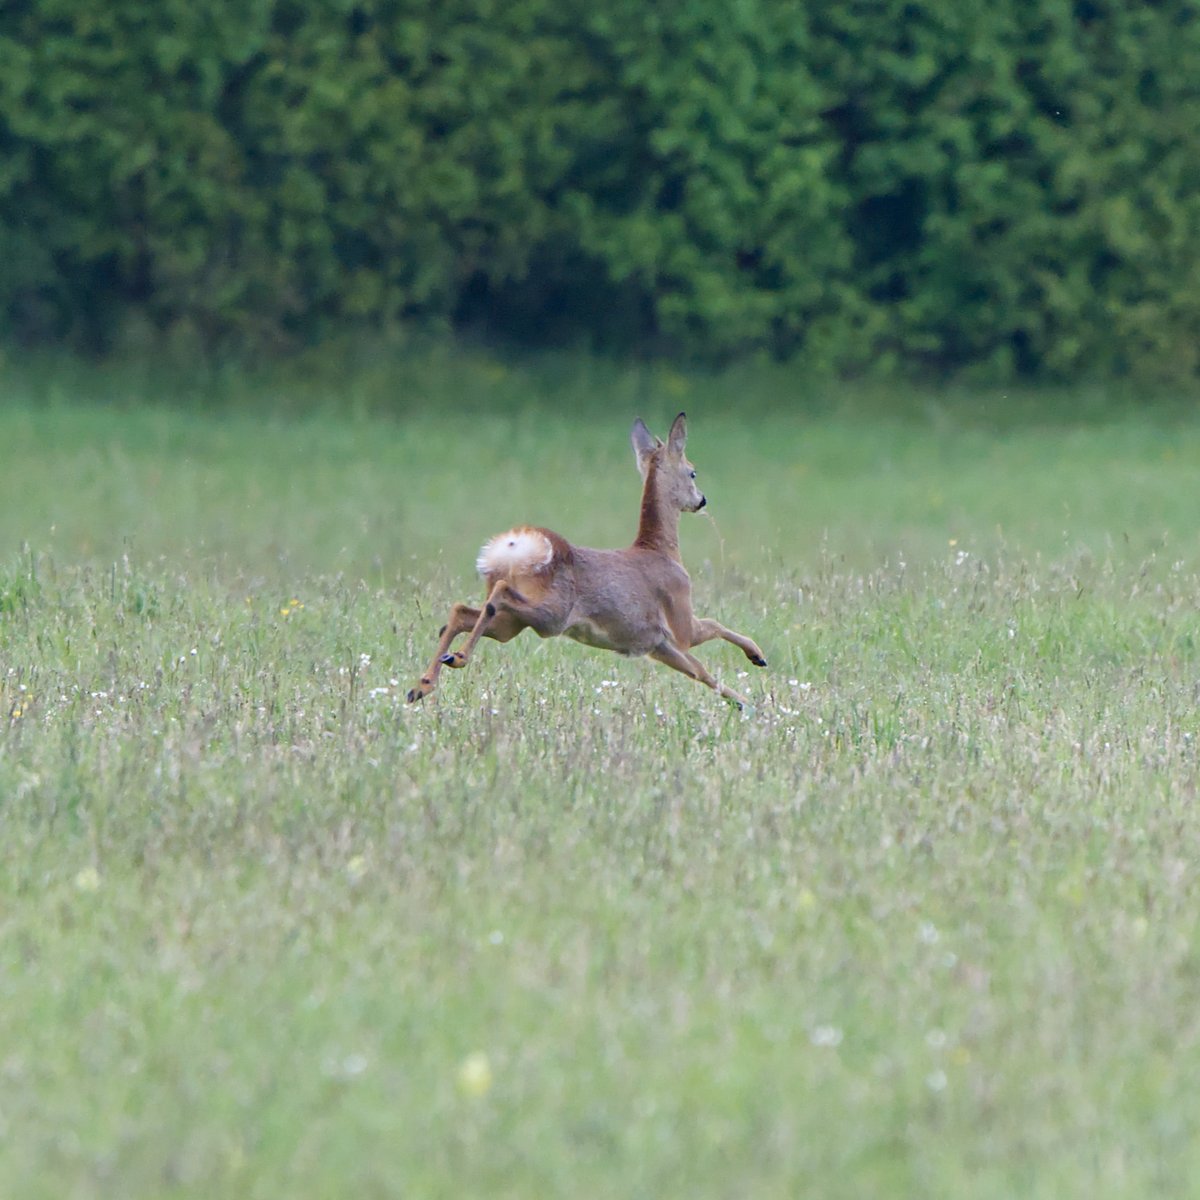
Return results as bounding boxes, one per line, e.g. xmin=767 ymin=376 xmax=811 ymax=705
xmin=2 ymin=356 xmax=1200 ymax=1197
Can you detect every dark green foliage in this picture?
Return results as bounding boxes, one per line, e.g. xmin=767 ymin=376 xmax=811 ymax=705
xmin=806 ymin=0 xmax=1200 ymax=379
xmin=2 ymin=0 xmax=1199 ymax=379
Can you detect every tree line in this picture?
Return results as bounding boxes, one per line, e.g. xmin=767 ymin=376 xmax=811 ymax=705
xmin=2 ymin=0 xmax=1198 ymax=380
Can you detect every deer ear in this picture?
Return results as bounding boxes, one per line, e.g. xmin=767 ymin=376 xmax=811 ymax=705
xmin=631 ymin=418 xmax=661 ymax=471
xmin=666 ymin=411 xmax=687 ymax=458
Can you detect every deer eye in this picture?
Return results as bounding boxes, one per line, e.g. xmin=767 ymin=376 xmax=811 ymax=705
xmin=689 ymin=470 xmax=697 ymax=479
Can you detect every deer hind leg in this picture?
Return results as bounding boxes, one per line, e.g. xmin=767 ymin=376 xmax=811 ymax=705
xmin=406 ymin=598 xmax=525 ymax=703
xmin=407 ymin=603 xmax=480 ymax=702
xmin=690 ymin=617 xmax=767 ymax=668
xmin=435 ymin=579 xmax=525 ymax=672
xmin=442 ymin=577 xmax=575 ymax=668
xmin=649 ymin=641 xmax=750 ymax=710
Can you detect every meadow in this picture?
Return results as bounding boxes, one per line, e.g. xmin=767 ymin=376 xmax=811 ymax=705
xmin=2 ymin=354 xmax=1200 ymax=1197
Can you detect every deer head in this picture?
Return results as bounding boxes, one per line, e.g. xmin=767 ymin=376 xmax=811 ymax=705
xmin=631 ymin=412 xmax=705 ymax=513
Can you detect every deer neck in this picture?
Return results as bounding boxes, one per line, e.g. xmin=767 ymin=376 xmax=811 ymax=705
xmin=633 ymin=458 xmax=682 ymax=558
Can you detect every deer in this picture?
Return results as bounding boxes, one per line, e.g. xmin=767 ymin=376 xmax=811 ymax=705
xmin=405 ymin=412 xmax=766 ymax=709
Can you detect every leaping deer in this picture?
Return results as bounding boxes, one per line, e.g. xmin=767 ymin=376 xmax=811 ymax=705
xmin=406 ymin=413 xmax=766 ymax=708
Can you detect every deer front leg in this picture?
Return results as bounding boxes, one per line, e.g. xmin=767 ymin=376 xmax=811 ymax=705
xmin=649 ymin=641 xmax=751 ymax=709
xmin=406 ymin=603 xmax=482 ymax=702
xmin=690 ymin=617 xmax=767 ymax=667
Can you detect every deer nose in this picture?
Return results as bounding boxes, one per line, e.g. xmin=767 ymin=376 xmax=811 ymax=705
xmin=697 ymin=494 xmax=707 ymax=509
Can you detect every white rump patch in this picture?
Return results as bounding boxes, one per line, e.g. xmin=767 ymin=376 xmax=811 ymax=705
xmin=476 ymin=528 xmax=554 ymax=577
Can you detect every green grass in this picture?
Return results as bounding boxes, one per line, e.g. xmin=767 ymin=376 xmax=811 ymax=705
xmin=3 ymin=359 xmax=1200 ymax=1197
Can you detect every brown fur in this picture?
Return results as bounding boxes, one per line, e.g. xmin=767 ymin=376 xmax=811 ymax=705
xmin=406 ymin=413 xmax=765 ymax=708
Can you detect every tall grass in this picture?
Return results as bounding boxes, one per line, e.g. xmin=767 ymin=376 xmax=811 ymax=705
xmin=2 ymin=361 xmax=1200 ymax=1197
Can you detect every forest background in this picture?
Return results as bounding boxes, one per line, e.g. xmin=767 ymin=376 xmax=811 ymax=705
xmin=3 ymin=0 xmax=1199 ymax=384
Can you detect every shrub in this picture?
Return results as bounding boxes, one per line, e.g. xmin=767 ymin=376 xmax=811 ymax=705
xmin=2 ymin=0 xmax=1199 ymax=379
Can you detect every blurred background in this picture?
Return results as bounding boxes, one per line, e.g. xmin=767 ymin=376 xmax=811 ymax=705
xmin=2 ymin=0 xmax=1199 ymax=389
xmin=3 ymin=0 xmax=1199 ymax=586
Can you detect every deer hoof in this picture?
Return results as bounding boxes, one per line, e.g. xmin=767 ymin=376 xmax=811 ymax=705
xmin=439 ymin=651 xmax=467 ymax=668
xmin=406 ymin=680 xmax=432 ymax=702
xmin=750 ymin=654 xmax=767 ymax=667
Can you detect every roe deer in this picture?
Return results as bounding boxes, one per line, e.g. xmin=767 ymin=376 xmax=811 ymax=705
xmin=405 ymin=413 xmax=766 ymax=708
